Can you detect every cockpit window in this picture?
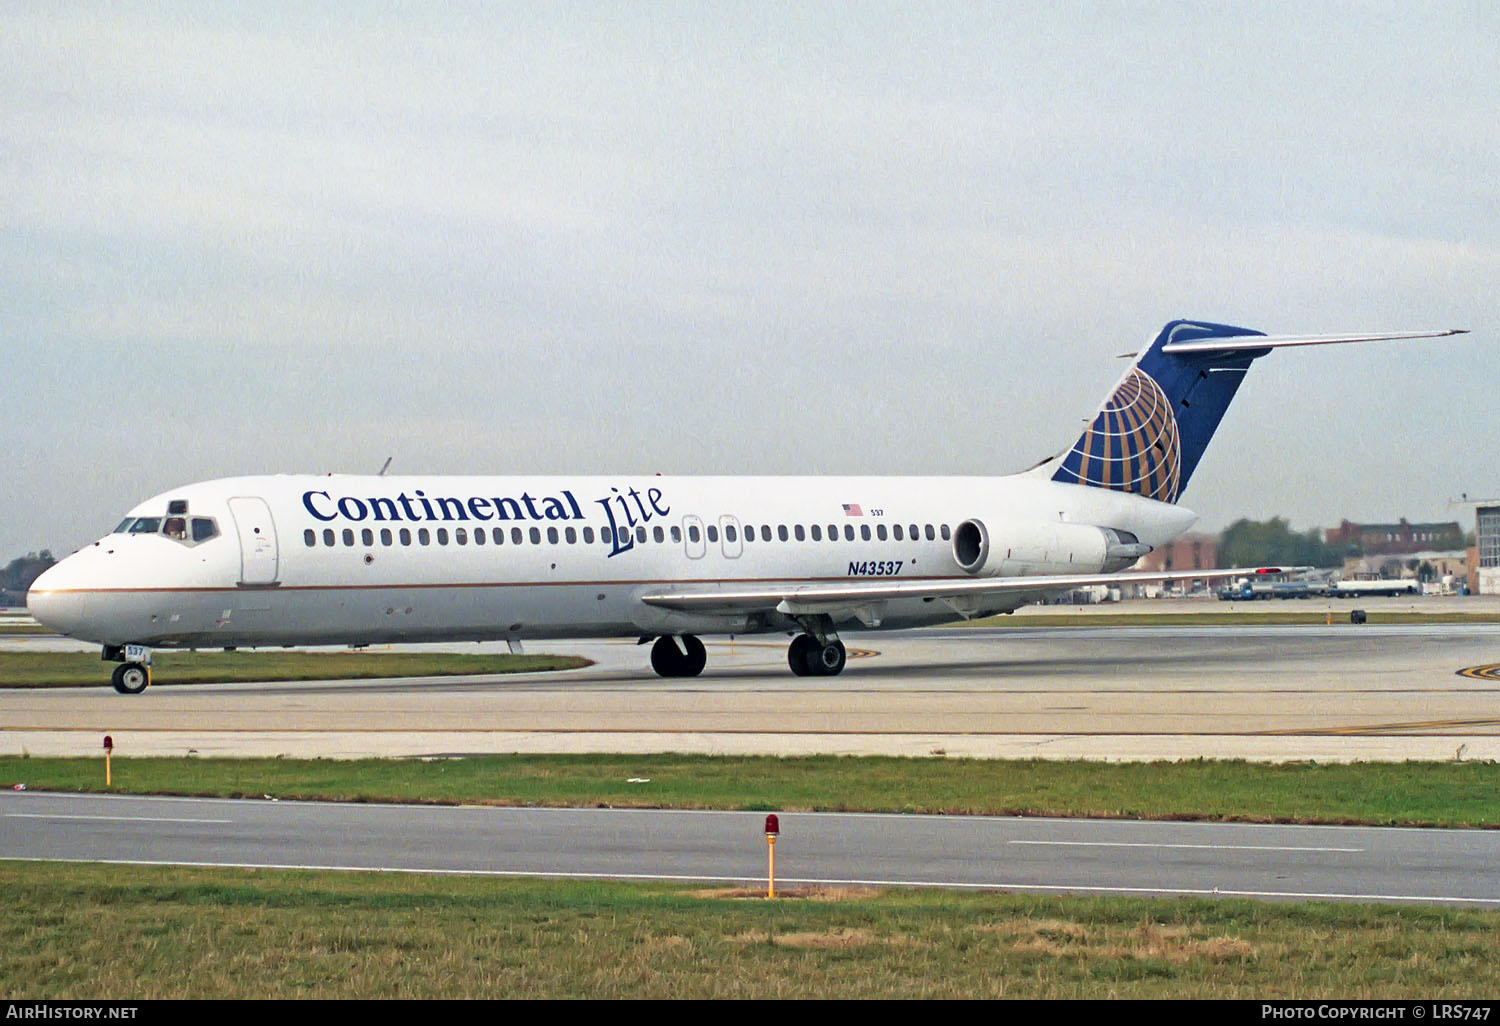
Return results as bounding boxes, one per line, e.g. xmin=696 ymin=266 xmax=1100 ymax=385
xmin=114 ymin=514 xmax=220 ymax=545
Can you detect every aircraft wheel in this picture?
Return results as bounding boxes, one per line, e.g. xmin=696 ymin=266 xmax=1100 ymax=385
xmin=650 ymin=636 xmax=685 ymax=678
xmin=679 ymin=635 xmax=707 ymax=677
xmin=112 ymin=662 xmax=150 ymax=695
xmin=787 ymin=634 xmax=815 ymax=677
xmin=812 ymin=640 xmax=846 ymax=676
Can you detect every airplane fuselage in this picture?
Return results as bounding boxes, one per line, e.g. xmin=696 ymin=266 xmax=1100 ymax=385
xmin=29 ymin=472 xmax=1196 ymax=650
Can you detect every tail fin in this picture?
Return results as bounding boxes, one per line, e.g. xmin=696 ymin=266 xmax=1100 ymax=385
xmin=1045 ymin=320 xmax=1464 ymax=504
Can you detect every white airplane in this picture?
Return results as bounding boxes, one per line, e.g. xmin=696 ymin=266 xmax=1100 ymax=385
xmin=28 ymin=320 xmax=1463 ymax=693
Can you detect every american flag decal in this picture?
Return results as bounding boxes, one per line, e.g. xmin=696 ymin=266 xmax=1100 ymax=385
xmin=842 ymin=503 xmax=863 ymax=516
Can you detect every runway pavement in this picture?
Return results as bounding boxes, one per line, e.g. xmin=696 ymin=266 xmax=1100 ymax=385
xmin=8 ymin=790 xmax=1500 ymax=906
xmin=5 ymin=611 xmax=1500 ymax=761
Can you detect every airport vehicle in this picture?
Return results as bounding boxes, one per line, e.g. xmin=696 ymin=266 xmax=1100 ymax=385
xmin=1330 ymin=578 xmax=1421 ymax=598
xmin=27 ymin=321 xmax=1462 ymax=691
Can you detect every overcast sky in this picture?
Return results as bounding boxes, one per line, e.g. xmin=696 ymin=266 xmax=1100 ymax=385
xmin=3 ymin=2 xmax=1494 ymax=558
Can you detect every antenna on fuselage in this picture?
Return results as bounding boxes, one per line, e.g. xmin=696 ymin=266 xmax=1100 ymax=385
xmin=378 ymin=457 xmax=393 ymax=477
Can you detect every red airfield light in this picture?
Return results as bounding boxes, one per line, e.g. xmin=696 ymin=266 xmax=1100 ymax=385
xmin=765 ymin=814 xmax=779 ymax=838
xmin=103 ymin=735 xmax=113 ymax=753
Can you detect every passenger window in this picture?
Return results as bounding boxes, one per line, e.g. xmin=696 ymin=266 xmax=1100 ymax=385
xmin=894 ymin=524 xmax=904 ymax=541
xmin=925 ymin=524 xmax=935 ymax=541
xmin=342 ymin=529 xmax=355 ymax=546
xmin=437 ymin=528 xmax=449 ymax=545
xmin=547 ymin=527 xmax=559 ymax=544
xmin=860 ymin=525 xmax=871 ymax=541
xmin=323 ymin=529 xmax=336 ymax=546
xmin=419 ymin=529 xmax=431 ymax=546
xmin=778 ymin=525 xmax=788 ymax=542
xmin=742 ymin=525 xmax=753 ymax=543
xmin=811 ymin=525 xmax=822 ymax=541
xmin=877 ymin=524 xmax=887 ymax=541
xmin=635 ymin=526 xmax=646 ymax=544
xmin=455 ymin=528 xmax=468 ymax=545
xmin=941 ymin=524 xmax=951 ymax=541
xmin=725 ymin=525 xmax=738 ymax=543
xmin=827 ymin=524 xmax=837 ymax=540
xmin=566 ymin=527 xmax=577 ymax=544
xmin=671 ymin=526 xmax=682 ymax=543
xmin=493 ymin=527 xmax=504 ymax=544
xmin=653 ymin=525 xmax=664 ymax=543
xmin=688 ymin=525 xmax=700 ymax=543
xmin=400 ymin=528 xmax=412 ymax=545
xmin=530 ymin=527 xmax=541 ymax=544
xmin=844 ymin=525 xmax=855 ymax=541
xmin=794 ymin=525 xmax=805 ymax=541
xmin=361 ymin=528 xmax=374 ymax=546
xmin=381 ymin=528 xmax=393 ymax=546
xmin=304 ymin=529 xmax=316 ymax=547
xmin=583 ymin=527 xmax=594 ymax=544
xmin=617 ymin=527 xmax=629 ymax=545
xmin=191 ymin=518 xmax=218 ymax=543
xmin=473 ymin=528 xmax=484 ymax=546
xmin=707 ymin=525 xmax=719 ymax=543
xmin=512 ymin=528 xmax=523 ymax=545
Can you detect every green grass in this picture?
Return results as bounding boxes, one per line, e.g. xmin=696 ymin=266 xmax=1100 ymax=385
xmin=7 ymin=755 xmax=1500 ymax=828
xmin=0 ymin=650 xmax=590 ymax=687
xmin=4 ymin=861 xmax=1498 ymax=998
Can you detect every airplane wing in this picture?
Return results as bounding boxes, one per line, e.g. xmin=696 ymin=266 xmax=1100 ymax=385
xmin=640 ymin=567 xmax=1288 ymax=621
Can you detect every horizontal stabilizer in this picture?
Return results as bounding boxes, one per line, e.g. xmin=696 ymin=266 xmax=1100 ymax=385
xmin=1159 ymin=328 xmax=1465 ymax=356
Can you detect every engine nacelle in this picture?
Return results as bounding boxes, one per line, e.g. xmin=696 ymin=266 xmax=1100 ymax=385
xmin=952 ymin=519 xmax=1152 ymax=576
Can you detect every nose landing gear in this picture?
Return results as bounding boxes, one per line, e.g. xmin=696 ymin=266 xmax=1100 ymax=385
xmin=104 ymin=644 xmax=152 ymax=694
xmin=110 ymin=661 xmax=150 ymax=695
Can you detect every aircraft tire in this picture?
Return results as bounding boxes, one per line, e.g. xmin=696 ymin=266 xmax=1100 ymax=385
xmin=812 ymin=640 xmax=847 ymax=676
xmin=680 ymin=634 xmax=707 ymax=677
xmin=787 ymin=634 xmax=814 ymax=676
xmin=650 ymin=636 xmax=686 ymax=677
xmin=112 ymin=662 xmax=149 ymax=695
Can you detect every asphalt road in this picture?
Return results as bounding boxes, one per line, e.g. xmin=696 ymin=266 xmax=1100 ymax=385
xmin=6 ymin=790 xmax=1500 ymax=907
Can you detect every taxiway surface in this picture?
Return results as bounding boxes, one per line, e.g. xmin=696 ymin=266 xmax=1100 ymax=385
xmin=5 ymin=615 xmax=1500 ymax=761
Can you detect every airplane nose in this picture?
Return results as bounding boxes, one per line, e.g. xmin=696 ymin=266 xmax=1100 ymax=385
xmin=27 ymin=562 xmax=87 ymax=637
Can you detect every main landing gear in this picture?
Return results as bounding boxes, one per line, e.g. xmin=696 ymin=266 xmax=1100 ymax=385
xmin=788 ymin=634 xmax=846 ymax=677
xmin=650 ymin=634 xmax=707 ymax=678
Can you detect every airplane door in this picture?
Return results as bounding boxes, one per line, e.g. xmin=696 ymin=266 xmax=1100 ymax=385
xmin=228 ymin=496 xmax=280 ymax=585
xmin=683 ymin=515 xmax=706 ymax=559
xmin=719 ymin=515 xmax=743 ymax=559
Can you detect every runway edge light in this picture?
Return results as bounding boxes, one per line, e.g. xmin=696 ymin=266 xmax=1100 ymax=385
xmin=103 ymin=735 xmax=113 ymax=787
xmin=765 ymin=814 xmax=779 ymax=899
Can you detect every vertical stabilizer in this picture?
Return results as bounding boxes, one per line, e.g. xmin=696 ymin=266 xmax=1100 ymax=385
xmin=1048 ymin=319 xmax=1269 ymax=503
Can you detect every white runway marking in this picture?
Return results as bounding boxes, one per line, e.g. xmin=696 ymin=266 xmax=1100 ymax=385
xmin=1009 ymin=840 xmax=1363 ymax=853
xmin=5 ymin=813 xmax=232 ymax=824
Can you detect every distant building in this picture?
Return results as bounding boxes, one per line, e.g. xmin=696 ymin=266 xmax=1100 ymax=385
xmin=1477 ymin=506 xmax=1500 ymax=595
xmin=1324 ymin=518 xmax=1464 ymax=557
xmin=1137 ymin=532 xmax=1218 ymax=573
